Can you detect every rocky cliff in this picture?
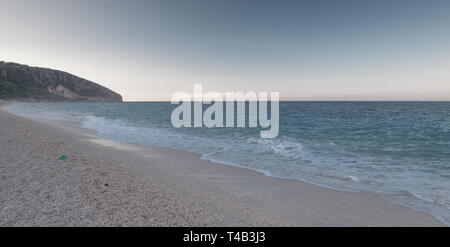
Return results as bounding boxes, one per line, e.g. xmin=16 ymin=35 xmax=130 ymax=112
xmin=0 ymin=62 xmax=122 ymax=102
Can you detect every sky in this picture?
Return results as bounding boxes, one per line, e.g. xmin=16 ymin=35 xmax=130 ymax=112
xmin=1 ymin=0 xmax=450 ymax=101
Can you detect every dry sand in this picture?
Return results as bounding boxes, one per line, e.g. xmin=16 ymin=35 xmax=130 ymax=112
xmin=0 ymin=107 xmax=445 ymax=226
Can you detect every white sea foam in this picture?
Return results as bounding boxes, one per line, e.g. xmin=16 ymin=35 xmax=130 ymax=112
xmin=88 ymin=138 xmax=138 ymax=151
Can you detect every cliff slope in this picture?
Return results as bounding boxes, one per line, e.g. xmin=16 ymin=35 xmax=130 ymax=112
xmin=0 ymin=62 xmax=122 ymax=102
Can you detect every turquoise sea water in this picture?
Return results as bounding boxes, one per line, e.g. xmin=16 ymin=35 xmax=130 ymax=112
xmin=4 ymin=102 xmax=450 ymax=224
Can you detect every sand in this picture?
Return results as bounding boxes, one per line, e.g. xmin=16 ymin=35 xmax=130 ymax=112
xmin=0 ymin=106 xmax=445 ymax=226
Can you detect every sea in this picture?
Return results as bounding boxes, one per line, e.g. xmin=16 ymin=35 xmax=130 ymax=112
xmin=3 ymin=101 xmax=450 ymax=225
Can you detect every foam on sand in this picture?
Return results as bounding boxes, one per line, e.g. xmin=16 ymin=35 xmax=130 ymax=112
xmin=88 ymin=138 xmax=138 ymax=151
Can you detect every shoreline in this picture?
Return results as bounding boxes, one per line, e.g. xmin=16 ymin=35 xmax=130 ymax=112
xmin=0 ymin=106 xmax=446 ymax=226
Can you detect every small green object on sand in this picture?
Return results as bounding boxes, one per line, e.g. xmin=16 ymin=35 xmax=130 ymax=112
xmin=59 ymin=155 xmax=68 ymax=160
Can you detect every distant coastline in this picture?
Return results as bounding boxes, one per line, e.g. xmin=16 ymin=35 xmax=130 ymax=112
xmin=0 ymin=61 xmax=122 ymax=102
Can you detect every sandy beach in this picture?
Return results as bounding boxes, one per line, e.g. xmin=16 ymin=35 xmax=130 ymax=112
xmin=0 ymin=106 xmax=445 ymax=226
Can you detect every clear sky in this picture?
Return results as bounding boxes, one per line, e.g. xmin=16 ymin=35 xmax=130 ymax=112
xmin=1 ymin=0 xmax=450 ymax=101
